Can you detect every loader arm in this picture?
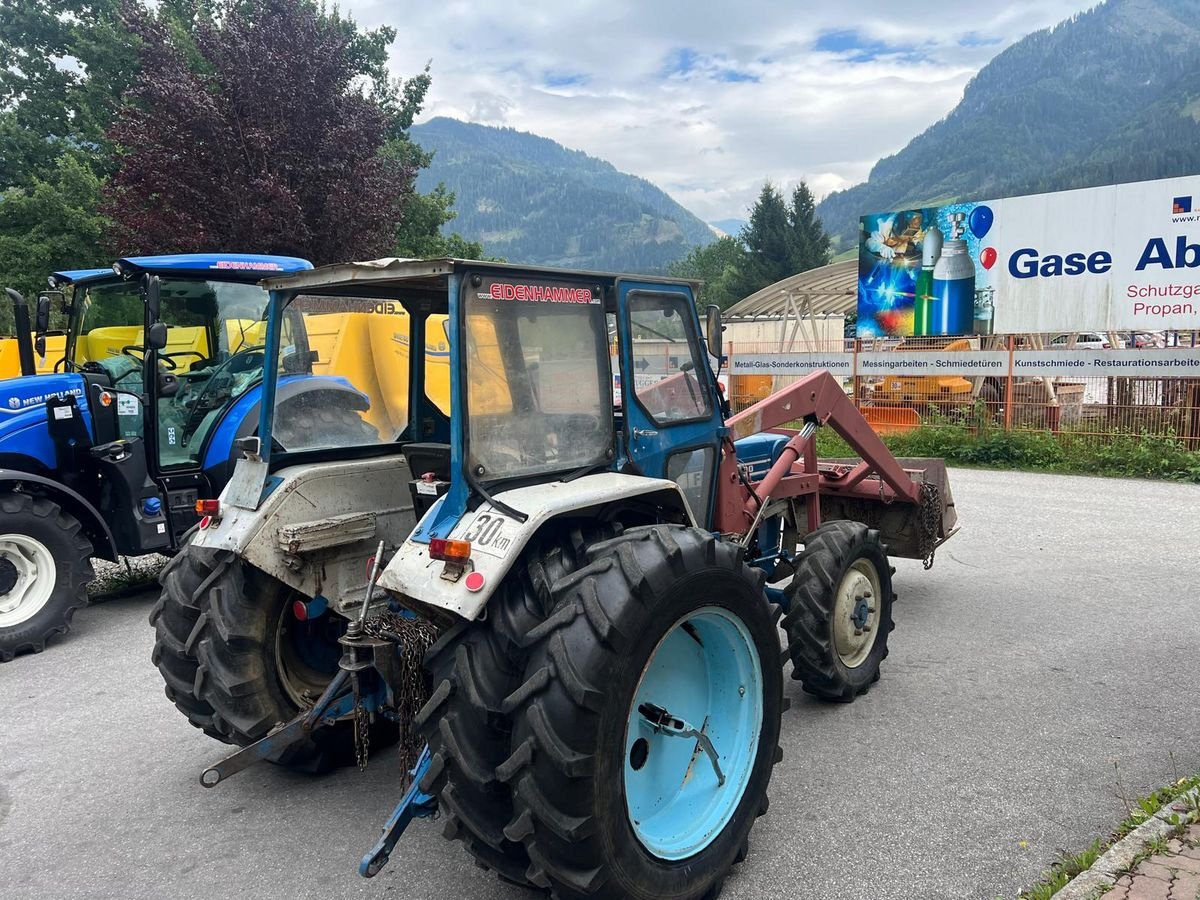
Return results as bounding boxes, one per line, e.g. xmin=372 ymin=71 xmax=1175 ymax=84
xmin=715 ymin=370 xmax=952 ymax=554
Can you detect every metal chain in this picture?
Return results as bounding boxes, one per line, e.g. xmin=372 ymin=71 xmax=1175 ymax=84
xmin=354 ymin=692 xmax=370 ymax=770
xmin=918 ymin=481 xmax=941 ymax=570
xmin=363 ymin=610 xmax=438 ymax=789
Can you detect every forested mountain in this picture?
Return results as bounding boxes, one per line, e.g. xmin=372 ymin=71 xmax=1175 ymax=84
xmin=815 ymin=0 xmax=1200 ymax=247
xmin=410 ymin=117 xmax=714 ymax=271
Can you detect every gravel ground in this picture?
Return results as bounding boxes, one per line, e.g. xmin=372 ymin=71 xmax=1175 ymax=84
xmin=1 ymin=467 xmax=1198 ymax=899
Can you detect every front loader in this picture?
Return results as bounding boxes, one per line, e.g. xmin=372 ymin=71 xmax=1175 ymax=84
xmin=155 ymin=257 xmax=957 ymax=899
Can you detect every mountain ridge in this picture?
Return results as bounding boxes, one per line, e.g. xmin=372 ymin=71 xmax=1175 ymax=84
xmin=410 ymin=117 xmax=714 ymax=271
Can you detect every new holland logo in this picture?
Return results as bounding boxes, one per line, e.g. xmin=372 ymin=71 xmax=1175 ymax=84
xmin=7 ymin=397 xmax=19 ymax=410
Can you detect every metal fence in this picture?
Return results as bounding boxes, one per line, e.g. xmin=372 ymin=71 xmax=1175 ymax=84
xmin=726 ymin=332 xmax=1200 ymax=446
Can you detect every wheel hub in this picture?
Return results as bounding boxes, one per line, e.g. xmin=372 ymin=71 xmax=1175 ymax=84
xmin=624 ymin=608 xmax=764 ymax=861
xmin=0 ymin=556 xmax=17 ymax=597
xmin=832 ymin=560 xmax=882 ymax=669
xmin=0 ymin=534 xmax=57 ymax=627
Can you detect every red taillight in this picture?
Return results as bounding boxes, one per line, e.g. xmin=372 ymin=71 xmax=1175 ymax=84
xmin=195 ymin=499 xmax=220 ymax=515
xmin=429 ymin=538 xmax=471 ymax=563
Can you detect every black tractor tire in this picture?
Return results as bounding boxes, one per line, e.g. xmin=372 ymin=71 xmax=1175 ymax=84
xmin=416 ymin=522 xmax=615 ymax=886
xmin=273 ymin=399 xmax=379 ymax=449
xmin=151 ymin=544 xmax=387 ymax=771
xmin=0 ymin=492 xmax=93 ymax=663
xmin=149 ymin=538 xmax=223 ymax=739
xmin=782 ymin=520 xmax=895 ymax=702
xmin=498 ymin=525 xmax=784 ymax=900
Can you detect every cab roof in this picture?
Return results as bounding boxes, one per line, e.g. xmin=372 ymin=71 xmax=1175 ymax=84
xmin=48 ymin=268 xmax=112 ymax=288
xmin=51 ymin=254 xmax=313 ymax=289
xmin=258 ymin=257 xmax=699 ymax=296
xmin=116 ymin=253 xmax=313 ymax=281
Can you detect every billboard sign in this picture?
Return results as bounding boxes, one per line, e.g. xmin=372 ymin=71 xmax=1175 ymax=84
xmin=857 ymin=175 xmax=1200 ymax=337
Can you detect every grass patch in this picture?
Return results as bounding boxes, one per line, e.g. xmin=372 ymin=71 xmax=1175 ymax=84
xmin=1018 ymin=773 xmax=1200 ymax=898
xmin=88 ymin=555 xmax=167 ymax=599
xmin=814 ymin=421 xmax=1200 ymax=483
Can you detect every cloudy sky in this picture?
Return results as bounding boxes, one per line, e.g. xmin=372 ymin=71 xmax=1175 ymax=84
xmin=345 ymin=1 xmax=1094 ymax=224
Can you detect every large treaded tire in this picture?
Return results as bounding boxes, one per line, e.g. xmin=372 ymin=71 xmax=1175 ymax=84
xmin=273 ymin=400 xmax=379 ymax=448
xmin=782 ymin=520 xmax=895 ymax=702
xmin=415 ymin=523 xmax=614 ymax=886
xmin=0 ymin=492 xmax=93 ymax=663
xmin=497 ymin=525 xmax=784 ymax=900
xmin=151 ymin=545 xmax=376 ymax=771
xmin=149 ymin=539 xmax=224 ymax=738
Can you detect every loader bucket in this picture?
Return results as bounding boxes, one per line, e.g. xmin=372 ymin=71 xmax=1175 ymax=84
xmin=820 ymin=457 xmax=958 ymax=560
xmin=861 ymin=405 xmax=920 ymax=435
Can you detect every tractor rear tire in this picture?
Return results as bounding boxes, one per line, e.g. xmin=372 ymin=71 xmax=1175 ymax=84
xmin=149 ymin=538 xmax=223 ymax=739
xmin=273 ymin=401 xmax=379 ymax=449
xmin=0 ymin=492 xmax=93 ymax=662
xmin=416 ymin=522 xmax=614 ymax=886
xmin=783 ymin=520 xmax=895 ymax=702
xmin=152 ymin=545 xmax=385 ymax=771
xmin=498 ymin=525 xmax=783 ymax=900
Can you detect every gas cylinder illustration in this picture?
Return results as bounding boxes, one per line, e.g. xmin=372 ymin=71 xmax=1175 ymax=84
xmin=913 ymin=223 xmax=942 ymax=337
xmin=973 ymin=286 xmax=995 ymax=336
xmin=932 ymin=212 xmax=975 ymax=335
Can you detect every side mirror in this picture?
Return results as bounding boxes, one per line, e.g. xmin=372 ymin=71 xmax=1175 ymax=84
xmin=705 ymin=304 xmax=724 ymax=359
xmin=34 ymin=294 xmax=51 ymax=335
xmin=146 ymin=321 xmax=168 ymax=351
xmin=34 ymin=294 xmax=51 ymax=357
xmin=143 ymin=274 xmax=161 ymax=322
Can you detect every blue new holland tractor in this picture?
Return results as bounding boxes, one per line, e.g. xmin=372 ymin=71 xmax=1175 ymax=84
xmin=0 ymin=253 xmax=382 ymax=661
xmin=154 ymin=258 xmax=958 ymax=898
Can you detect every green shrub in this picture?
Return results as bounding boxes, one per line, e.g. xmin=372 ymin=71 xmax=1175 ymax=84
xmin=814 ymin=423 xmax=1200 ymax=483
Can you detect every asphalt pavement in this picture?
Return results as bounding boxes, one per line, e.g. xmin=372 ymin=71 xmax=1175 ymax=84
xmin=1 ymin=467 xmax=1198 ymax=899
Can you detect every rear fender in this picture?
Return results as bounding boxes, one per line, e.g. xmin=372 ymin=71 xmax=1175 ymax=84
xmin=377 ymin=473 xmax=694 ymax=622
xmin=192 ymin=454 xmax=418 ymax=615
xmin=0 ymin=468 xmax=117 ymax=560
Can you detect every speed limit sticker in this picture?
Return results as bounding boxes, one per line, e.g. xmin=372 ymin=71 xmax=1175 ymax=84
xmin=460 ymin=511 xmax=514 ymax=558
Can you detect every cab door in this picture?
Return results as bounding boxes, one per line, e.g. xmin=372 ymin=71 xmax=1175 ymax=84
xmin=616 ymin=281 xmax=725 ymax=527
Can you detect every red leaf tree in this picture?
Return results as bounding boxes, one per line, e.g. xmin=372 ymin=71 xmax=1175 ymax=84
xmin=103 ymin=0 xmax=414 ymax=263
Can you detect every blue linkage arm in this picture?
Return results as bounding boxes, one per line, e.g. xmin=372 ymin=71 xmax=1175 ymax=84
xmin=359 ymin=745 xmax=438 ymax=877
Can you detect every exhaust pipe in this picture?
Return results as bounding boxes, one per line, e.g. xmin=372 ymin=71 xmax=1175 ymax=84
xmin=6 ymin=288 xmax=36 ymax=377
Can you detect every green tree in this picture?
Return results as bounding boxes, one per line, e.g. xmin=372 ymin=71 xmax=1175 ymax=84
xmin=787 ymin=182 xmax=831 ymax=272
xmin=0 ymin=154 xmax=109 ymax=333
xmin=669 ymin=236 xmax=745 ymax=310
xmin=392 ymin=183 xmax=489 ymax=259
xmin=732 ymin=182 xmax=794 ymax=300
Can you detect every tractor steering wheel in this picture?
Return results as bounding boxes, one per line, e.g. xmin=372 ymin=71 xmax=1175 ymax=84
xmin=179 ymin=344 xmax=266 ymax=446
xmin=121 ymin=345 xmax=178 ymax=370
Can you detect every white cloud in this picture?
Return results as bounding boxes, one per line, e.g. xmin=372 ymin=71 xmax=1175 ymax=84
xmin=345 ymin=0 xmax=1093 ymax=222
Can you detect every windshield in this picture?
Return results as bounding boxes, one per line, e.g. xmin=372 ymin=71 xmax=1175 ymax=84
xmin=73 ymin=278 xmax=268 ymax=366
xmin=464 ymin=275 xmax=613 ymax=482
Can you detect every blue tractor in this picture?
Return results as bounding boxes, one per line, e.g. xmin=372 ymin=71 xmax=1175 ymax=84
xmin=155 ymin=258 xmax=958 ymax=898
xmin=0 ymin=253 xmax=381 ymax=661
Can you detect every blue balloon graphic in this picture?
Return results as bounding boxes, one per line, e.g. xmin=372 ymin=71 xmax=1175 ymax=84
xmin=969 ymin=205 xmax=994 ymax=240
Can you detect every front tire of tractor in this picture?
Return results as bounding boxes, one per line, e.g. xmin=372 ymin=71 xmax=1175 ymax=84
xmin=416 ymin=523 xmax=614 ymax=887
xmin=783 ymin=520 xmax=895 ymax=702
xmin=499 ymin=525 xmax=784 ymax=900
xmin=151 ymin=545 xmax=382 ymax=771
xmin=0 ymin=492 xmax=93 ymax=663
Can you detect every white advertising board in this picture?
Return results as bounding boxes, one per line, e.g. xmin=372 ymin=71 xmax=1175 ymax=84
xmin=858 ymin=174 xmax=1200 ymax=338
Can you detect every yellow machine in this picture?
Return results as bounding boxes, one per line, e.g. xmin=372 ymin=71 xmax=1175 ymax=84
xmin=863 ymin=338 xmax=976 ymax=434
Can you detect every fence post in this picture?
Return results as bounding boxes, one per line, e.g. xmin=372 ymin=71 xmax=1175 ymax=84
xmin=852 ymin=338 xmax=862 ymax=410
xmin=1004 ymin=335 xmax=1014 ymax=432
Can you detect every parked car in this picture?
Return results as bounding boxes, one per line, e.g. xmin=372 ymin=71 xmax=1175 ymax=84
xmin=1049 ymin=332 xmax=1127 ymax=349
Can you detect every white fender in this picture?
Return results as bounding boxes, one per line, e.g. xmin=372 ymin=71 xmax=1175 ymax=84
xmin=378 ymin=472 xmax=694 ymax=621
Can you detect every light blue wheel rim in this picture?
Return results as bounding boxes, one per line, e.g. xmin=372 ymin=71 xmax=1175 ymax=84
xmin=623 ymin=606 xmax=763 ymax=861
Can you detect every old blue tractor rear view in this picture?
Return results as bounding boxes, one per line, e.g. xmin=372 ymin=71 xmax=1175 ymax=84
xmin=153 ymin=258 xmax=959 ymax=899
xmin=0 ymin=253 xmax=383 ymax=660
